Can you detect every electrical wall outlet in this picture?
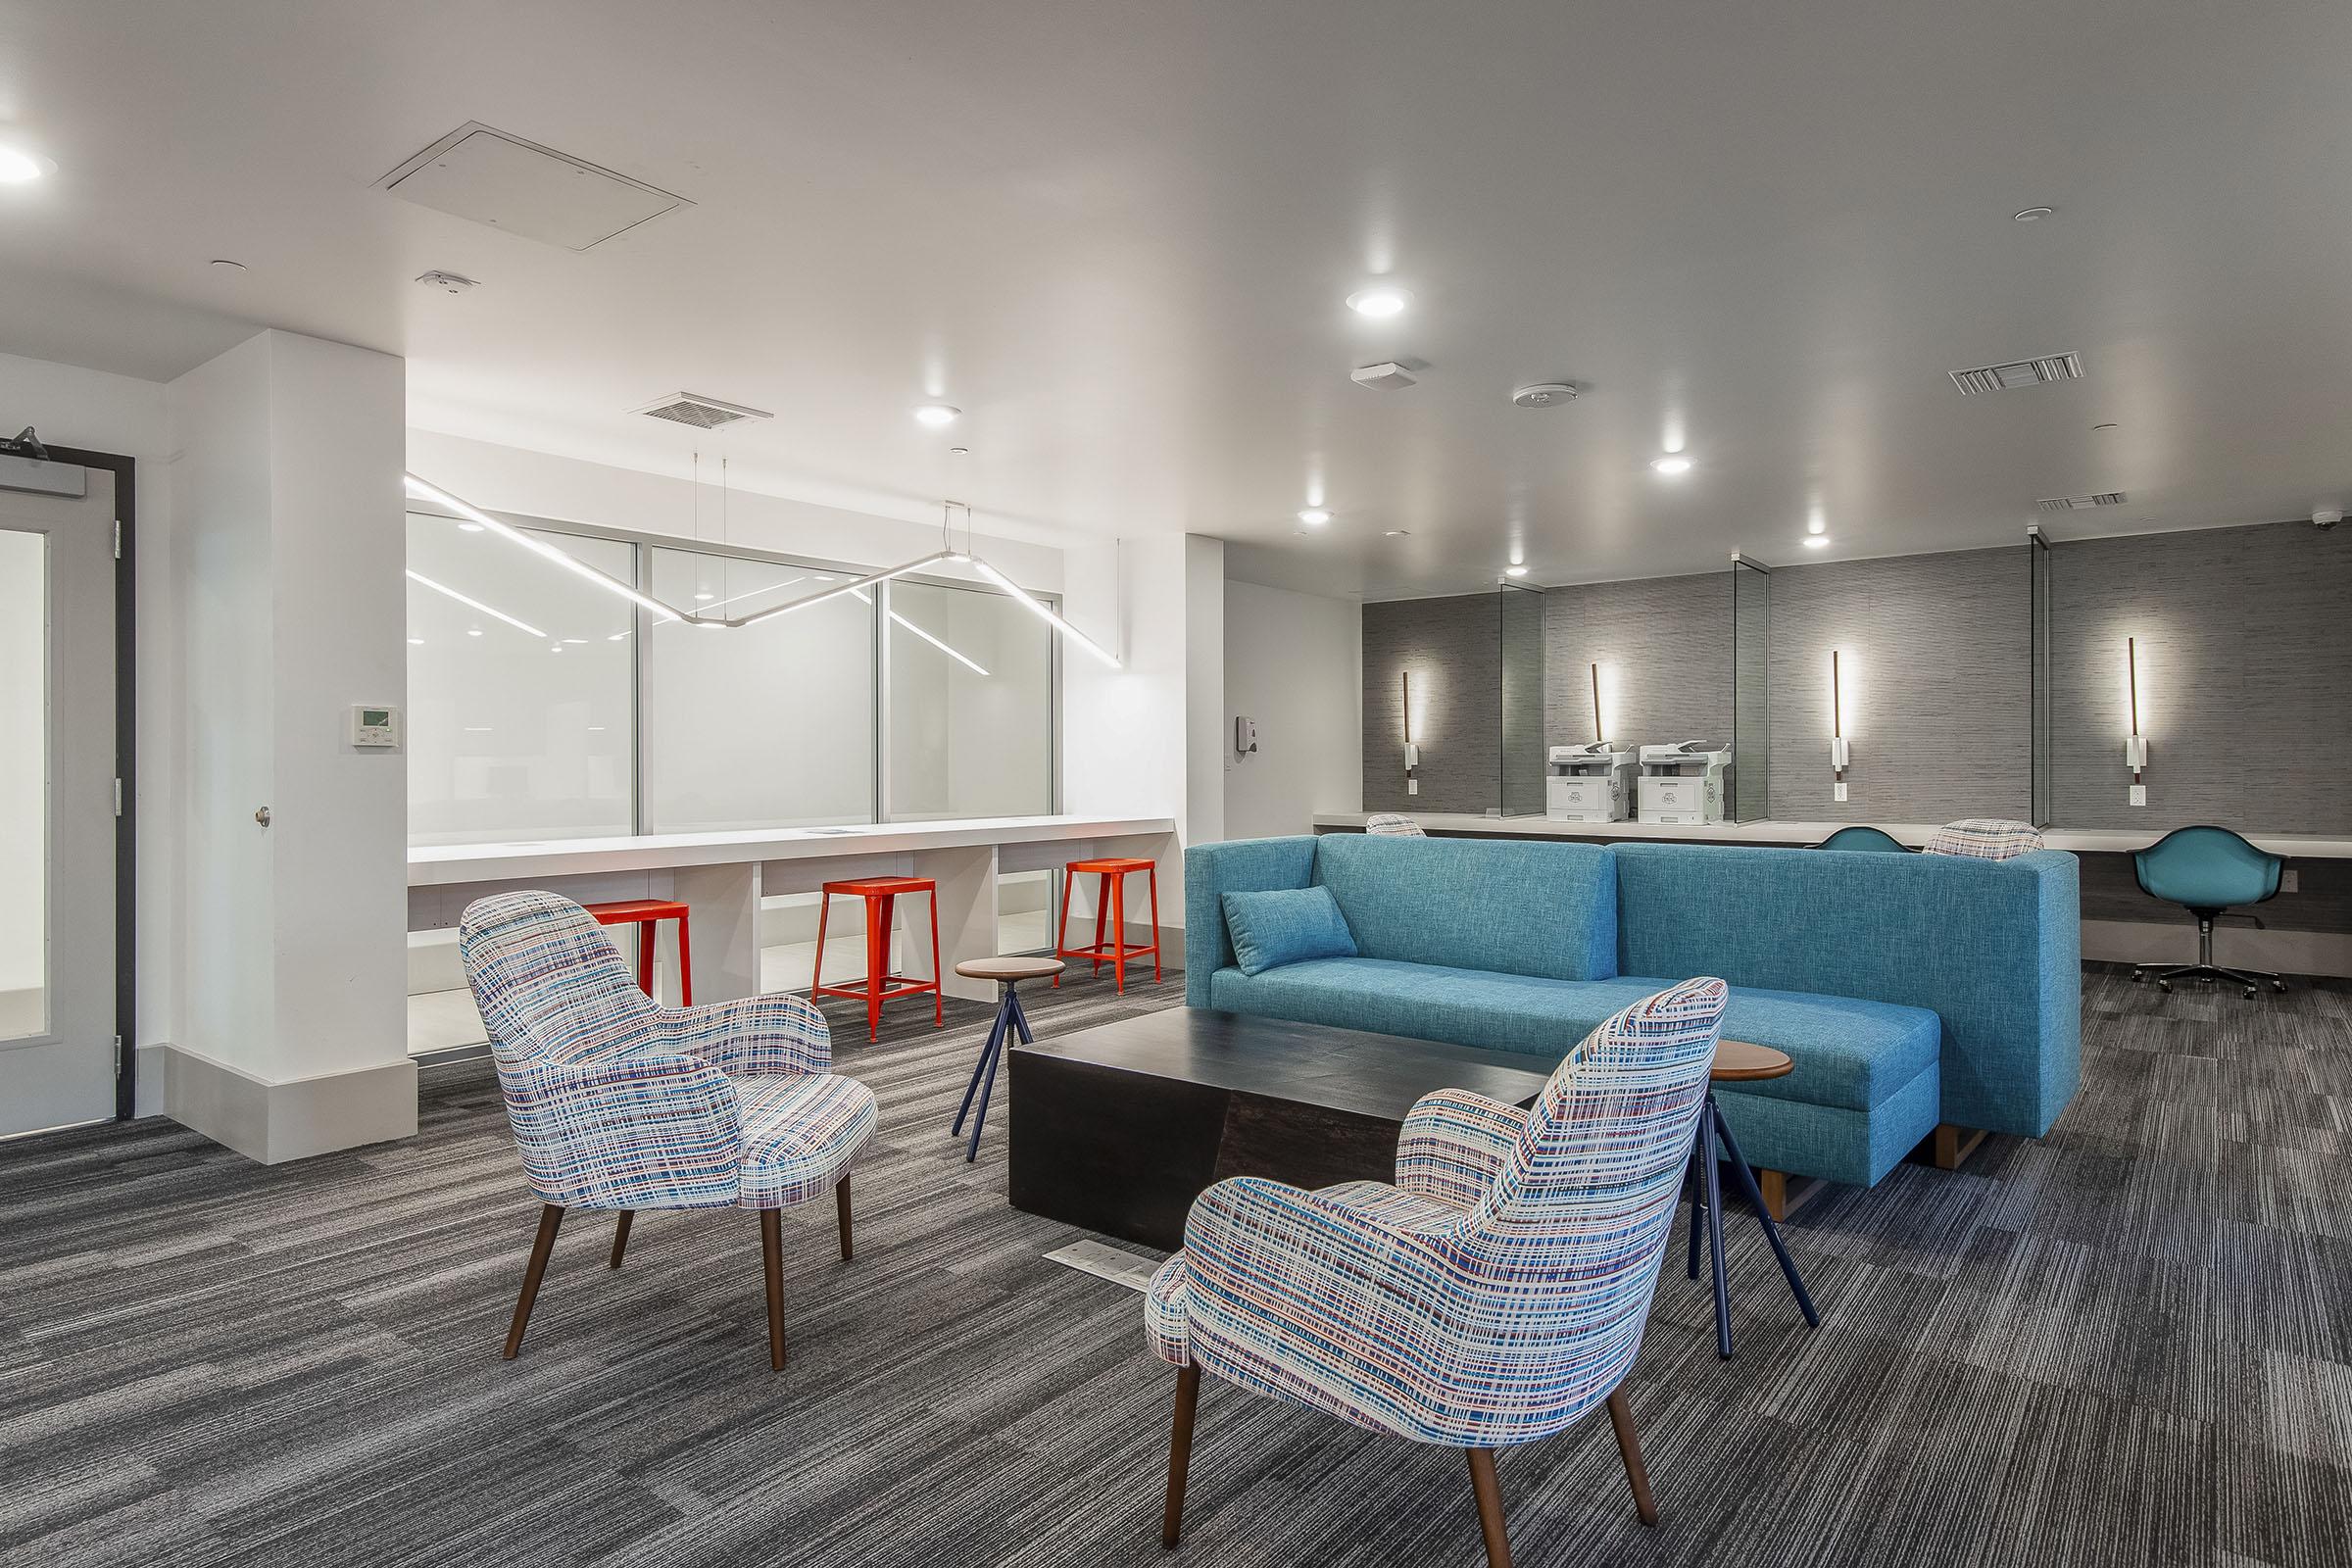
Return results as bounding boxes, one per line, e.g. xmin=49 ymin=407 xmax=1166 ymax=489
xmin=1407 ymin=778 xmax=1419 ymax=796
xmin=2282 ymin=868 xmax=2300 ymax=894
xmin=2129 ymin=784 xmax=2146 ymax=806
xmin=1833 ymin=782 xmax=1848 ymax=803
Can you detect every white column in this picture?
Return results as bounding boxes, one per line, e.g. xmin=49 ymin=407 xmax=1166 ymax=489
xmin=908 ymin=843 xmax=1000 ymax=1003
xmin=671 ymin=861 xmax=764 ymax=1005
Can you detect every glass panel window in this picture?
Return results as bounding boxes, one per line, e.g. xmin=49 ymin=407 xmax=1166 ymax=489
xmin=885 ymin=577 xmax=1054 ymax=821
xmin=406 ymin=514 xmax=636 ymax=845
xmin=642 ymin=548 xmax=875 ymax=830
xmin=0 ymin=529 xmax=46 ymax=1040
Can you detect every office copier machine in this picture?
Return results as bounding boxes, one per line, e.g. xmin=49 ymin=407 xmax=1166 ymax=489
xmin=1637 ymin=741 xmax=1731 ymax=824
xmin=1546 ymin=744 xmax=1636 ymax=822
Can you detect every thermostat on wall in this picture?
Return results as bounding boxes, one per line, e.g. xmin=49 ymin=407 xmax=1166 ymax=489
xmin=349 ymin=704 xmax=402 ymax=749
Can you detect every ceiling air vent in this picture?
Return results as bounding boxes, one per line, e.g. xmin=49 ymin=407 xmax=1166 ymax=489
xmin=1949 ymin=353 xmax=2085 ymax=395
xmin=631 ymin=392 xmax=773 ymax=430
xmin=2036 ymin=492 xmax=2127 ymax=512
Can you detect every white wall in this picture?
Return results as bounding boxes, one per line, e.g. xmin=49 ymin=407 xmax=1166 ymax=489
xmin=0 ymin=352 xmax=179 ymax=1054
xmin=1222 ymin=578 xmax=1363 ymax=840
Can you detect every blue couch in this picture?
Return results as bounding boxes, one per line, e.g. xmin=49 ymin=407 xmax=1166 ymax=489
xmin=1185 ymin=834 xmax=2082 ymax=1190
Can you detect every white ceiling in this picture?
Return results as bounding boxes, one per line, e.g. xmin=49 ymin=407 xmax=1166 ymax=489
xmin=4 ymin=1 xmax=2350 ymax=598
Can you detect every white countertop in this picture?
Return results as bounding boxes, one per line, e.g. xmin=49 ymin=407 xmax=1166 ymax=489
xmin=409 ymin=813 xmax=1178 ymax=886
xmin=1311 ymin=813 xmax=2352 ymax=858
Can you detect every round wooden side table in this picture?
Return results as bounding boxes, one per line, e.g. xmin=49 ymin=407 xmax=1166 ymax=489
xmin=1688 ymin=1039 xmax=1822 ymax=1359
xmin=950 ymin=956 xmax=1065 ymax=1162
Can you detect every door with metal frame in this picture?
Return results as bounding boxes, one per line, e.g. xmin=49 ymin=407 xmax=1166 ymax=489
xmin=0 ymin=467 xmax=118 ymax=1136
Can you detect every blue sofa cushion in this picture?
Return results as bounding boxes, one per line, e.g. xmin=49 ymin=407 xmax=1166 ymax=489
xmin=1309 ymin=833 xmax=1617 ymax=983
xmin=1221 ymin=887 xmax=1358 ymax=976
xmin=1205 ymin=961 xmax=1936 ymax=1115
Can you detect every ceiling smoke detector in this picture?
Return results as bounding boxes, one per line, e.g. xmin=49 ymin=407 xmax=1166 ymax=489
xmin=632 ymin=392 xmax=773 ymax=429
xmin=2035 ymin=491 xmax=2127 ymax=512
xmin=1510 ymin=382 xmax=1579 ymax=409
xmin=1950 ymin=353 xmax=2085 ymax=394
xmin=416 ymin=270 xmax=479 ymax=294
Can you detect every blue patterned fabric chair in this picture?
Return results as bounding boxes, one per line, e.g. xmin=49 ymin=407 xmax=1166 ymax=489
xmin=1923 ymin=818 xmax=2043 ymax=859
xmin=1145 ymin=976 xmax=1729 ymax=1564
xmin=461 ymin=889 xmax=878 ymax=1371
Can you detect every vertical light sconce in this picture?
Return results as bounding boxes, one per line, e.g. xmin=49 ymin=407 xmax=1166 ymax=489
xmin=1401 ymin=670 xmax=1422 ymax=795
xmin=1590 ymin=662 xmax=1605 ymax=743
xmin=2125 ymin=636 xmax=2148 ymax=805
xmin=1829 ymin=649 xmax=1851 ymax=802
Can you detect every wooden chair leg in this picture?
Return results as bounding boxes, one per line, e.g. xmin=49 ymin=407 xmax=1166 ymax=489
xmin=609 ymin=1209 xmax=633 ymax=1269
xmin=502 ymin=1203 xmax=564 ymax=1359
xmin=1467 ymin=1448 xmax=1513 ymax=1568
xmin=1162 ymin=1363 xmax=1200 ymax=1550
xmin=760 ymin=1209 xmax=788 ymax=1371
xmin=836 ymin=1173 xmax=855 ymax=1262
xmin=1605 ymin=1387 xmax=1659 ymax=1527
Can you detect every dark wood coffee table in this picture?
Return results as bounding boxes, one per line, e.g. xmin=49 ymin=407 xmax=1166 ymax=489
xmin=1006 ymin=1008 xmax=1557 ymax=1250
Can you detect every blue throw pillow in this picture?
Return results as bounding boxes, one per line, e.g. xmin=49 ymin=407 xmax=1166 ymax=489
xmin=1222 ymin=887 xmax=1359 ymax=976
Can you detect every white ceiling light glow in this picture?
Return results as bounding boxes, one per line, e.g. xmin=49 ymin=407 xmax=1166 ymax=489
xmin=1803 ymin=535 xmax=1831 ymax=550
xmin=0 ymin=145 xmax=56 ymax=183
xmin=968 ymin=558 xmax=1120 ymax=667
xmin=1650 ymin=455 xmax=1694 ymax=476
xmin=1298 ymin=508 xmax=1332 ymax=526
xmin=404 ymin=568 xmax=549 ymax=638
xmin=1346 ymin=284 xmax=1411 ymax=318
xmin=912 ymin=403 xmax=961 ymax=427
xmin=406 ymin=474 xmax=679 ymax=623
xmin=1504 ymin=564 xmax=1530 ymax=578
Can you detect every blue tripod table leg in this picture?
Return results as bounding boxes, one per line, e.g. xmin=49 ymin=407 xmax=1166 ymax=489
xmin=954 ymin=991 xmax=1013 ymax=1162
xmin=1712 ymin=1102 xmax=1820 ymax=1330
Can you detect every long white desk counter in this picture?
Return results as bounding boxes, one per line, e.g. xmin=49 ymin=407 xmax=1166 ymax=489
xmin=410 ymin=814 xmax=1178 ymax=1004
xmin=1310 ymin=813 xmax=2352 ymax=858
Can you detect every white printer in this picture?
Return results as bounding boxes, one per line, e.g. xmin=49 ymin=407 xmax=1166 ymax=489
xmin=1637 ymin=741 xmax=1731 ymax=824
xmin=1546 ymin=744 xmax=1636 ymax=822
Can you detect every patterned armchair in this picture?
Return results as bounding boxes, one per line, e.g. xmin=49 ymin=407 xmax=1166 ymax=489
xmin=1146 ymin=976 xmax=1728 ymax=1564
xmin=1923 ymin=818 xmax=2043 ymax=859
xmin=1363 ymin=812 xmax=1426 ymax=836
xmin=460 ymin=890 xmax=878 ymax=1371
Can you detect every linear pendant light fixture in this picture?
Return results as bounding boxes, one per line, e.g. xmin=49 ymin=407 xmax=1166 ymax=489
xmin=404 ymin=473 xmax=1118 ymax=665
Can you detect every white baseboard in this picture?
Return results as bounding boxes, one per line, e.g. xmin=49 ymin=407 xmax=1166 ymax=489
xmin=2082 ymin=918 xmax=2352 ymax=979
xmin=159 ymin=1044 xmax=417 ymax=1164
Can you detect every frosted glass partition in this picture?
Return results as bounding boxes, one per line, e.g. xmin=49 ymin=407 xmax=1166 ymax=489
xmin=641 ymin=546 xmax=876 ymax=831
xmin=0 ymin=529 xmax=45 ymax=1039
xmin=1730 ymin=555 xmax=1772 ymax=822
xmin=884 ymin=578 xmax=1054 ymax=820
xmin=406 ymin=514 xmax=635 ymax=845
xmin=1497 ymin=582 xmax=1546 ymax=816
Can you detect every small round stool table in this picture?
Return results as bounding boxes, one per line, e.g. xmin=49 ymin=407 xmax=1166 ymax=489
xmin=1688 ymin=1039 xmax=1822 ymax=1359
xmin=949 ymin=956 xmax=1065 ymax=1162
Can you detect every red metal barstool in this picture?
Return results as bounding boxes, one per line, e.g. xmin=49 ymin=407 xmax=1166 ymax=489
xmin=1054 ymin=857 xmax=1161 ymax=993
xmin=811 ymin=876 xmax=945 ymax=1042
xmin=582 ymin=899 xmax=693 ymax=1005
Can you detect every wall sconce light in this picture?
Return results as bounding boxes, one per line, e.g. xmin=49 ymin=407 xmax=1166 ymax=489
xmin=1401 ymin=670 xmax=1422 ymax=796
xmin=2125 ymin=636 xmax=2148 ymax=806
xmin=1590 ymin=662 xmax=1605 ymax=744
xmin=1829 ymin=649 xmax=1851 ymax=802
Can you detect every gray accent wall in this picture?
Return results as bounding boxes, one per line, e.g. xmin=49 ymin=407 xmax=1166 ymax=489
xmin=1767 ymin=547 xmax=2030 ymax=822
xmin=1362 ymin=591 xmax=1501 ymax=813
xmin=2051 ymin=520 xmax=2352 ymax=833
xmin=1364 ymin=517 xmax=2350 ymax=834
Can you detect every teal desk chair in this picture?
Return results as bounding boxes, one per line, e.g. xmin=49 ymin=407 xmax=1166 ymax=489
xmin=2131 ymin=826 xmax=2287 ymax=998
xmin=1813 ymin=825 xmax=1911 ymax=853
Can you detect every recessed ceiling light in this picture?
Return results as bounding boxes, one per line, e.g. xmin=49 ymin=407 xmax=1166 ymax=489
xmin=695 ymin=591 xmax=715 ymax=601
xmin=1504 ymin=564 xmax=1530 ymax=578
xmin=1802 ymin=535 xmax=1831 ymax=550
xmin=407 ymin=636 xmax=424 ymax=645
xmin=949 ymin=446 xmax=970 ymax=456
xmin=562 ymin=637 xmax=588 ymax=644
xmin=2013 ymin=207 xmax=2054 ymax=222
xmin=1650 ymin=455 xmax=1693 ymax=476
xmin=1347 ymin=284 xmax=1411 ymax=318
xmin=0 ymin=146 xmax=56 ymax=183
xmin=912 ymin=403 xmax=961 ymax=427
xmin=2093 ymin=422 xmax=2119 ymax=431
xmin=1298 ymin=508 xmax=1332 ymax=526
xmin=466 ymin=628 xmax=483 ymax=637
xmin=457 ymin=521 xmax=485 ymax=533
xmin=209 ymin=258 xmax=247 ymax=273
xmin=1384 ymin=529 xmax=1410 ymax=538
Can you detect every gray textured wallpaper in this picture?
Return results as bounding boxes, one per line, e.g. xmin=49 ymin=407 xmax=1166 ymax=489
xmin=1363 ymin=519 xmax=2349 ymax=834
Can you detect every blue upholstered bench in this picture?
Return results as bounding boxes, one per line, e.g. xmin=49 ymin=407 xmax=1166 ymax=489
xmin=1186 ymin=834 xmax=2081 ymax=1194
